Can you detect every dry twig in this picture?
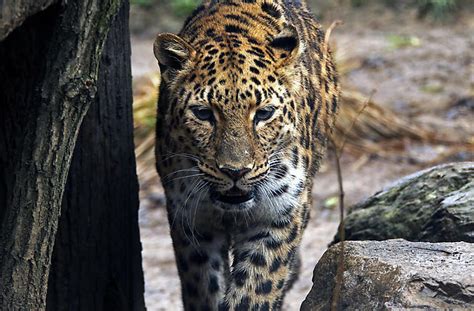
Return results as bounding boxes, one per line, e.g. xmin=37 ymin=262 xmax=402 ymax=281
xmin=329 ymin=92 xmax=372 ymax=310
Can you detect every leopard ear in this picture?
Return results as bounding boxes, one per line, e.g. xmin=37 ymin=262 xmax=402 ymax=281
xmin=154 ymin=33 xmax=196 ymax=71
xmin=270 ymin=25 xmax=300 ymax=67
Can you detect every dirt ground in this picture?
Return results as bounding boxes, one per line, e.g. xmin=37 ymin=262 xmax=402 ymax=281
xmin=131 ymin=2 xmax=473 ymax=310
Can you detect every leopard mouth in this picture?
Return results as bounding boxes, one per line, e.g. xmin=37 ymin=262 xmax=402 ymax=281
xmin=211 ymin=186 xmax=255 ymax=205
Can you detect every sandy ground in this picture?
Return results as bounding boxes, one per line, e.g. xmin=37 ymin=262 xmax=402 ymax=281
xmin=131 ymin=3 xmax=473 ymax=310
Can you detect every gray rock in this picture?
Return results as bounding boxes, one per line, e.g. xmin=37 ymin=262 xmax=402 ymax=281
xmin=301 ymin=239 xmax=474 ymax=310
xmin=333 ymin=162 xmax=474 ymax=244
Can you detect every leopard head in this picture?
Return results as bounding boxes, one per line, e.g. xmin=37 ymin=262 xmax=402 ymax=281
xmin=154 ymin=7 xmax=307 ymax=211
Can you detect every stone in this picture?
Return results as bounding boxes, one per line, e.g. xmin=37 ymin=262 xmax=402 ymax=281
xmin=301 ymin=239 xmax=474 ymax=310
xmin=333 ymin=162 xmax=474 ymax=244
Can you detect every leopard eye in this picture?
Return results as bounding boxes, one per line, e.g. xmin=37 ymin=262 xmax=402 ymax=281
xmin=191 ymin=106 xmax=214 ymax=122
xmin=255 ymin=107 xmax=275 ymax=123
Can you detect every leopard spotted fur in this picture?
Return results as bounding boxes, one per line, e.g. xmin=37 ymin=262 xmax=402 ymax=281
xmin=153 ymin=0 xmax=339 ymax=309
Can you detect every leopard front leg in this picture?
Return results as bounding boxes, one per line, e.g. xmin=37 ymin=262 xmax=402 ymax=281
xmin=220 ymin=209 xmax=306 ymax=311
xmin=170 ymin=226 xmax=229 ymax=311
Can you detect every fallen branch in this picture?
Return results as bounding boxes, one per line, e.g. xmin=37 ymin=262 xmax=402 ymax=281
xmin=329 ymin=92 xmax=371 ymax=311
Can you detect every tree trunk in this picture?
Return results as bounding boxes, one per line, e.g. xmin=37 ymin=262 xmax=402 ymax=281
xmin=0 ymin=0 xmax=144 ymax=309
xmin=46 ymin=2 xmax=145 ymax=310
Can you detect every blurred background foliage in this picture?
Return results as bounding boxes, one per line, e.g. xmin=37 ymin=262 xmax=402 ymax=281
xmin=131 ymin=0 xmax=469 ymax=20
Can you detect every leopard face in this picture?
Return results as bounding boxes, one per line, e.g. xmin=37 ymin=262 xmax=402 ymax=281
xmin=155 ymin=15 xmax=306 ymax=213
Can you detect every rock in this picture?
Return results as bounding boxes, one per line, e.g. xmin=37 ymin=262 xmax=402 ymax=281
xmin=301 ymin=239 xmax=474 ymax=310
xmin=333 ymin=162 xmax=474 ymax=244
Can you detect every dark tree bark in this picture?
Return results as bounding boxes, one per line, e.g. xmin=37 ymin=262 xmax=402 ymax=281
xmin=0 ymin=0 xmax=144 ymax=309
xmin=0 ymin=0 xmax=57 ymax=40
xmin=47 ymin=2 xmax=145 ymax=310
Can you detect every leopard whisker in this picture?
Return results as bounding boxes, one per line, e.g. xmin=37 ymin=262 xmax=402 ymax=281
xmin=159 ymin=152 xmax=200 ymax=163
xmin=184 ymin=180 xmax=209 ymax=248
xmin=190 ymin=181 xmax=210 ymax=247
xmin=162 ymin=173 xmax=205 ymax=186
xmin=170 ymin=177 xmax=202 ymax=236
xmin=162 ymin=166 xmax=199 ymax=181
xmin=179 ymin=179 xmax=206 ymax=249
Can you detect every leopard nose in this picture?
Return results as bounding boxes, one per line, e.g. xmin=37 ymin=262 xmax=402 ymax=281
xmin=219 ymin=166 xmax=251 ymax=181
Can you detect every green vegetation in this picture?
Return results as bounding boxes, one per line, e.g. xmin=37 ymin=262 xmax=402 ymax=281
xmin=421 ymin=82 xmax=444 ymax=94
xmin=170 ymin=0 xmax=199 ymax=16
xmin=348 ymin=0 xmax=463 ymax=19
xmin=131 ymin=0 xmax=465 ymax=19
xmin=130 ymin=0 xmax=154 ymax=7
xmin=131 ymin=0 xmax=198 ymax=17
xmin=387 ymin=35 xmax=421 ymax=49
xmin=417 ymin=0 xmax=458 ymax=19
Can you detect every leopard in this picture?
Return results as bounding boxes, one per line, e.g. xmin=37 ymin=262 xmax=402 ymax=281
xmin=153 ymin=0 xmax=339 ymax=310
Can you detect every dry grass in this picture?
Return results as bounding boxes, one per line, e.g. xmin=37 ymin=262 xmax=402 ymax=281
xmin=133 ymin=73 xmax=160 ymax=186
xmin=333 ymin=90 xmax=473 ymax=155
